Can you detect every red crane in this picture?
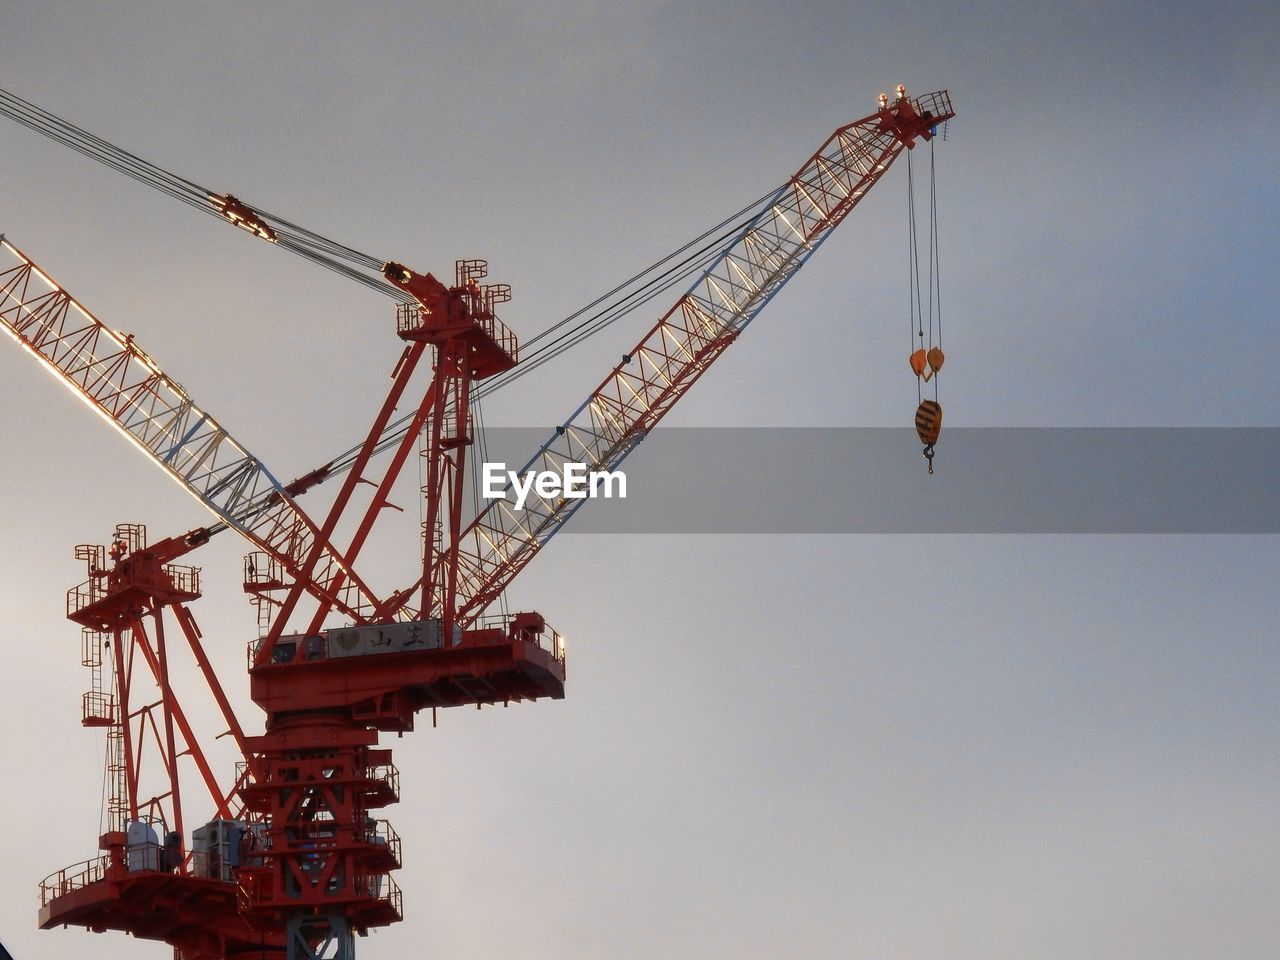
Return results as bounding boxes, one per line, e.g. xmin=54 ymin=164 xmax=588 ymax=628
xmin=0 ymin=86 xmax=954 ymax=959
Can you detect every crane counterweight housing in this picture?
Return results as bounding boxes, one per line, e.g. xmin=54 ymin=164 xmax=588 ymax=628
xmin=0 ymin=85 xmax=955 ymax=960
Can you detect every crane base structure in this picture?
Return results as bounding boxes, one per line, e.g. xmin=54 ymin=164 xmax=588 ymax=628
xmin=39 ymin=868 xmax=267 ymax=958
xmin=39 ymin=525 xmax=565 ymax=960
xmin=12 ymin=86 xmax=954 ymax=960
xmin=39 ymin=523 xmax=286 ymax=957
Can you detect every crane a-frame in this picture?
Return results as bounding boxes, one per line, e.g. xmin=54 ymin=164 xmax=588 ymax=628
xmin=0 ymin=86 xmax=954 ymax=959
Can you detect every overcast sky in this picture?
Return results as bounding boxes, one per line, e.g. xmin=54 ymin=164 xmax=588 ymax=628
xmin=1 ymin=2 xmax=1277 ymax=959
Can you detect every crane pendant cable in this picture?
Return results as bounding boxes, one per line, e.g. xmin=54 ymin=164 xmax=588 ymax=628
xmin=0 ymin=87 xmax=411 ymax=301
xmin=0 ymin=85 xmax=773 ymax=403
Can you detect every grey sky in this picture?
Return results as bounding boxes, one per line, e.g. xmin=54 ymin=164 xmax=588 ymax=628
xmin=1 ymin=2 xmax=1277 ymax=959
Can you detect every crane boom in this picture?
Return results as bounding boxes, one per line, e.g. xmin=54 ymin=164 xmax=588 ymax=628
xmin=438 ymin=89 xmax=954 ymax=625
xmin=0 ymin=237 xmax=380 ymax=619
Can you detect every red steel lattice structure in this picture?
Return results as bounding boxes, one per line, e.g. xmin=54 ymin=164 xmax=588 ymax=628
xmin=45 ymin=523 xmax=277 ymax=957
xmin=433 ymin=90 xmax=955 ymax=628
xmin=0 ymin=87 xmax=954 ymax=960
xmin=0 ymin=244 xmax=379 ymax=622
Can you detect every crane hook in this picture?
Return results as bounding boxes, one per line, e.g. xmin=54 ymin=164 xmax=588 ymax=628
xmin=923 ymin=443 xmax=935 ymax=475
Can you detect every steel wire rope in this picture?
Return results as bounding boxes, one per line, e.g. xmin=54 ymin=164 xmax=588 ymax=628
xmin=4 ymin=84 xmax=768 ymax=418
xmin=455 ymin=194 xmax=774 ymax=411
xmin=924 ymin=138 xmax=941 ymax=406
xmin=907 ymin=150 xmax=924 ymax=405
xmin=334 ymin=241 xmax=725 ymax=475
xmin=285 ymin=199 xmax=769 ymax=492
xmin=0 ymin=85 xmax=784 ymax=531
xmin=476 ymin=238 xmax=732 ymax=396
xmin=519 ymin=189 xmax=776 ymax=352
xmin=0 ymin=88 xmax=410 ymax=300
xmin=0 ymin=89 xmax=208 ymax=194
xmin=159 ymin=190 xmax=765 ymax=541
xmin=0 ymin=94 xmax=209 ymax=208
xmin=930 ymin=139 xmax=942 ymax=354
xmin=219 ymin=230 xmax=733 ymax=538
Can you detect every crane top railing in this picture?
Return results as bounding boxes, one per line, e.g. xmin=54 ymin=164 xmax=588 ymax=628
xmin=39 ymin=857 xmax=108 ymax=907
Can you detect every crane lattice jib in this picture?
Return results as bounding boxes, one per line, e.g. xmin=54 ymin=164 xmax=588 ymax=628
xmin=0 ymin=237 xmax=379 ymax=620
xmin=446 ymin=90 xmax=954 ymax=625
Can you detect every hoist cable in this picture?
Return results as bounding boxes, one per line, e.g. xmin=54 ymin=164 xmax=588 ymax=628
xmin=274 ymin=238 xmax=401 ymax=298
xmin=221 ymin=211 xmax=752 ymax=534
xmin=245 ymin=206 xmax=385 ymax=270
xmin=319 ymin=244 xmax=710 ymax=475
xmin=926 ymin=147 xmax=936 ymax=356
xmin=930 ymin=141 xmax=940 ymax=404
xmin=930 ymin=139 xmax=942 ymax=352
xmin=907 ymin=151 xmax=923 ymax=405
xmin=1 ymin=97 xmax=208 ymax=208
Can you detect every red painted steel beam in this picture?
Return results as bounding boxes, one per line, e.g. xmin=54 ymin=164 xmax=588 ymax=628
xmin=131 ymin=616 xmax=233 ymax=822
xmin=306 ymin=374 xmax=443 ymax=633
xmin=256 ymin=339 xmax=430 ymax=663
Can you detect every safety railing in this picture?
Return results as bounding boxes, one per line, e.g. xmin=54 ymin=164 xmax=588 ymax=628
xmin=66 ymin=566 xmax=201 ymax=617
xmin=472 ymin=612 xmax=566 ymax=663
xmin=395 ymin=301 xmax=419 ymax=336
xmin=163 ymin=562 xmax=202 ymax=596
xmin=365 ymin=762 xmax=400 ymax=803
xmin=248 ymin=612 xmax=566 ymax=667
xmin=81 ymin=690 xmax=114 ymax=725
xmin=354 ymin=869 xmax=403 ymax=917
xmin=66 ymin=578 xmax=105 ymax=617
xmin=395 ymin=298 xmax=518 ymax=364
xmin=39 ymin=857 xmax=107 ymax=907
xmin=911 ymin=90 xmax=954 ymax=137
xmin=234 ymin=759 xmax=256 ymax=790
xmin=245 ymin=636 xmax=264 ymax=669
xmin=473 ymin=301 xmax=518 ymax=363
xmin=363 ymin=819 xmax=402 ymax=867
xmin=548 ymin=627 xmax=566 ymax=663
